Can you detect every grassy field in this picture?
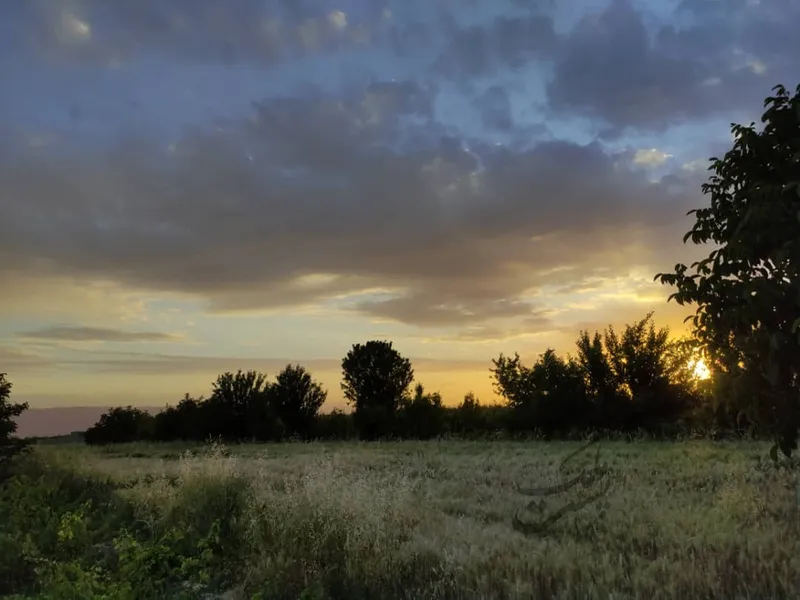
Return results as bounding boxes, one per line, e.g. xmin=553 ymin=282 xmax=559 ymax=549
xmin=3 ymin=439 xmax=800 ymax=599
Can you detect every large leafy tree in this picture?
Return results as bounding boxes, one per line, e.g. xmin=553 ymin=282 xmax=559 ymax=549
xmin=601 ymin=313 xmax=697 ymax=428
xmin=0 ymin=373 xmax=30 ymax=473
xmin=209 ymin=369 xmax=269 ymax=440
xmin=341 ymin=340 xmax=414 ymax=439
xmin=269 ymin=364 xmax=327 ymax=439
xmin=656 ymin=83 xmax=800 ymax=457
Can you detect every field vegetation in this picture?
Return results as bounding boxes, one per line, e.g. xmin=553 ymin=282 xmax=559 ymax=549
xmin=2 ymin=439 xmax=800 ymax=599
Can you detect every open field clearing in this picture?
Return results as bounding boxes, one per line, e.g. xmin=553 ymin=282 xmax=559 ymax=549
xmin=3 ymin=439 xmax=797 ymax=599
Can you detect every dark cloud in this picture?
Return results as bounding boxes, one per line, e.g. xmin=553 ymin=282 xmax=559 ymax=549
xmin=434 ymin=14 xmax=557 ymax=78
xmin=0 ymin=78 xmax=704 ymax=332
xmin=8 ymin=0 xmax=797 ymax=139
xmin=475 ymin=85 xmax=514 ymax=131
xmin=9 ymin=0 xmax=793 ymax=338
xmin=547 ymin=0 xmax=708 ymax=131
xmin=364 ymin=80 xmax=438 ymax=119
xmin=546 ymin=0 xmax=800 ymax=133
xmin=18 ymin=326 xmax=182 ymax=343
xmin=359 ymin=296 xmax=543 ymax=328
xmin=6 ymin=0 xmax=385 ymax=66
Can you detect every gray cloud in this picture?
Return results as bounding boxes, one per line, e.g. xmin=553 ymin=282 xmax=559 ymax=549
xmin=434 ymin=13 xmax=558 ymax=78
xmin=0 ymin=346 xmax=54 ymax=371
xmin=546 ymin=0 xmax=800 ymax=133
xmin=47 ymin=349 xmax=491 ymax=377
xmin=427 ymin=313 xmax=558 ymax=343
xmin=7 ymin=0 xmax=387 ymax=66
xmin=18 ymin=326 xmax=182 ymax=343
xmin=8 ymin=0 xmax=797 ymax=139
xmin=475 ymin=85 xmax=514 ymax=131
xmin=12 ymin=0 xmax=791 ymax=336
xmin=0 ymin=77 xmax=706 ymax=333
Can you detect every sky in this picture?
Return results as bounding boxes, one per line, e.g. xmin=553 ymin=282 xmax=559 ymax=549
xmin=2 ymin=0 xmax=799 ymax=415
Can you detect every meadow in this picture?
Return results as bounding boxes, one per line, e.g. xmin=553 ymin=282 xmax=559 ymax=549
xmin=3 ymin=438 xmax=800 ymax=599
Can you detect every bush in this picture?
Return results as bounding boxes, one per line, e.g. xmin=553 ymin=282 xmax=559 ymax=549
xmin=0 ymin=373 xmax=30 ymax=478
xmin=0 ymin=448 xmax=251 ymax=599
xmin=84 ymin=407 xmax=155 ymax=445
xmin=396 ymin=384 xmax=447 ymax=439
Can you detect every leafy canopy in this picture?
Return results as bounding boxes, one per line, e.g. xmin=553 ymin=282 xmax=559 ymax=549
xmin=341 ymin=340 xmax=414 ymax=412
xmin=211 ymin=370 xmax=269 ymax=409
xmin=270 ymin=364 xmax=327 ymax=438
xmin=0 ymin=373 xmax=30 ymax=472
xmin=655 ymin=83 xmax=800 ymax=457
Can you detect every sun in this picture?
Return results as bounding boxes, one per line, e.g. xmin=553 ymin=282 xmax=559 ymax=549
xmin=689 ymin=357 xmax=711 ymax=381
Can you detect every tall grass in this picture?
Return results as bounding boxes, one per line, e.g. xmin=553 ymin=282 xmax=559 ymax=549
xmin=6 ymin=440 xmax=800 ymax=599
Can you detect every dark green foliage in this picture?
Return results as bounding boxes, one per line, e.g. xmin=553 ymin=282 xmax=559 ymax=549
xmin=341 ymin=340 xmax=414 ymax=439
xmin=209 ymin=370 xmax=270 ymax=441
xmin=448 ymin=393 xmax=489 ymax=436
xmin=0 ymin=454 xmax=246 ymax=599
xmin=269 ymin=364 xmax=327 ymax=439
xmin=153 ymin=394 xmax=205 ymax=441
xmin=89 ymin=365 xmax=328 ymax=445
xmin=656 ymin=83 xmax=800 ymax=457
xmin=84 ymin=406 xmax=155 ymax=446
xmin=492 ymin=313 xmax=700 ymax=435
xmin=601 ymin=313 xmax=698 ymax=429
xmin=244 ymin=392 xmax=286 ymax=442
xmin=72 ymin=314 xmax=783 ymax=445
xmin=0 ymin=456 xmax=138 ymax=597
xmin=311 ymin=408 xmax=357 ymax=440
xmin=396 ymin=384 xmax=446 ymax=439
xmin=492 ymin=349 xmax=591 ymax=437
xmin=0 ymin=373 xmax=30 ymax=477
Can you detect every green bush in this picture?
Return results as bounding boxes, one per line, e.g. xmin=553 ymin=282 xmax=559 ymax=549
xmin=0 ymin=453 xmax=243 ymax=599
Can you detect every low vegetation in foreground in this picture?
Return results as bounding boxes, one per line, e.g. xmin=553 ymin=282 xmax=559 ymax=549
xmin=2 ymin=439 xmax=800 ymax=599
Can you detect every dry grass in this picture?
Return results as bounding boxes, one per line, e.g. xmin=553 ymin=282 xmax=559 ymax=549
xmin=39 ymin=440 xmax=800 ymax=599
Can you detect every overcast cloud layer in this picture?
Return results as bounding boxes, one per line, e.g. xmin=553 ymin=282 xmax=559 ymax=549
xmin=2 ymin=0 xmax=799 ymax=380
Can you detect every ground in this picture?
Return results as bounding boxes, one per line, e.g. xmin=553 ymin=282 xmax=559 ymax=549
xmin=3 ymin=439 xmax=800 ymax=599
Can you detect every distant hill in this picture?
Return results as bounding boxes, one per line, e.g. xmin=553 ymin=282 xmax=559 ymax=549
xmin=13 ymin=406 xmax=163 ymax=438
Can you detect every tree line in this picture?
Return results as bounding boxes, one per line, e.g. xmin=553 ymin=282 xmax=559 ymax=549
xmin=82 ymin=313 xmax=729 ymax=445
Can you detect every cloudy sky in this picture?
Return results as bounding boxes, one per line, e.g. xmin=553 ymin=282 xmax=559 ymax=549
xmin=2 ymin=0 xmax=798 ymax=412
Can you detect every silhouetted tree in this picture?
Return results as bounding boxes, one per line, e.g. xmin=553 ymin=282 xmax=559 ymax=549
xmin=341 ymin=340 xmax=414 ymax=439
xmin=492 ymin=349 xmax=590 ymax=436
xmin=209 ymin=370 xmax=269 ymax=440
xmin=84 ymin=406 xmax=155 ymax=445
xmin=450 ymin=392 xmax=484 ymax=436
xmin=575 ymin=330 xmax=629 ymax=428
xmin=397 ymin=383 xmax=446 ymax=439
xmin=601 ymin=313 xmax=696 ymax=429
xmin=268 ymin=364 xmax=327 ymax=439
xmin=0 ymin=373 xmax=30 ymax=476
xmin=153 ymin=394 xmax=205 ymax=441
xmin=656 ymin=83 xmax=800 ymax=457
